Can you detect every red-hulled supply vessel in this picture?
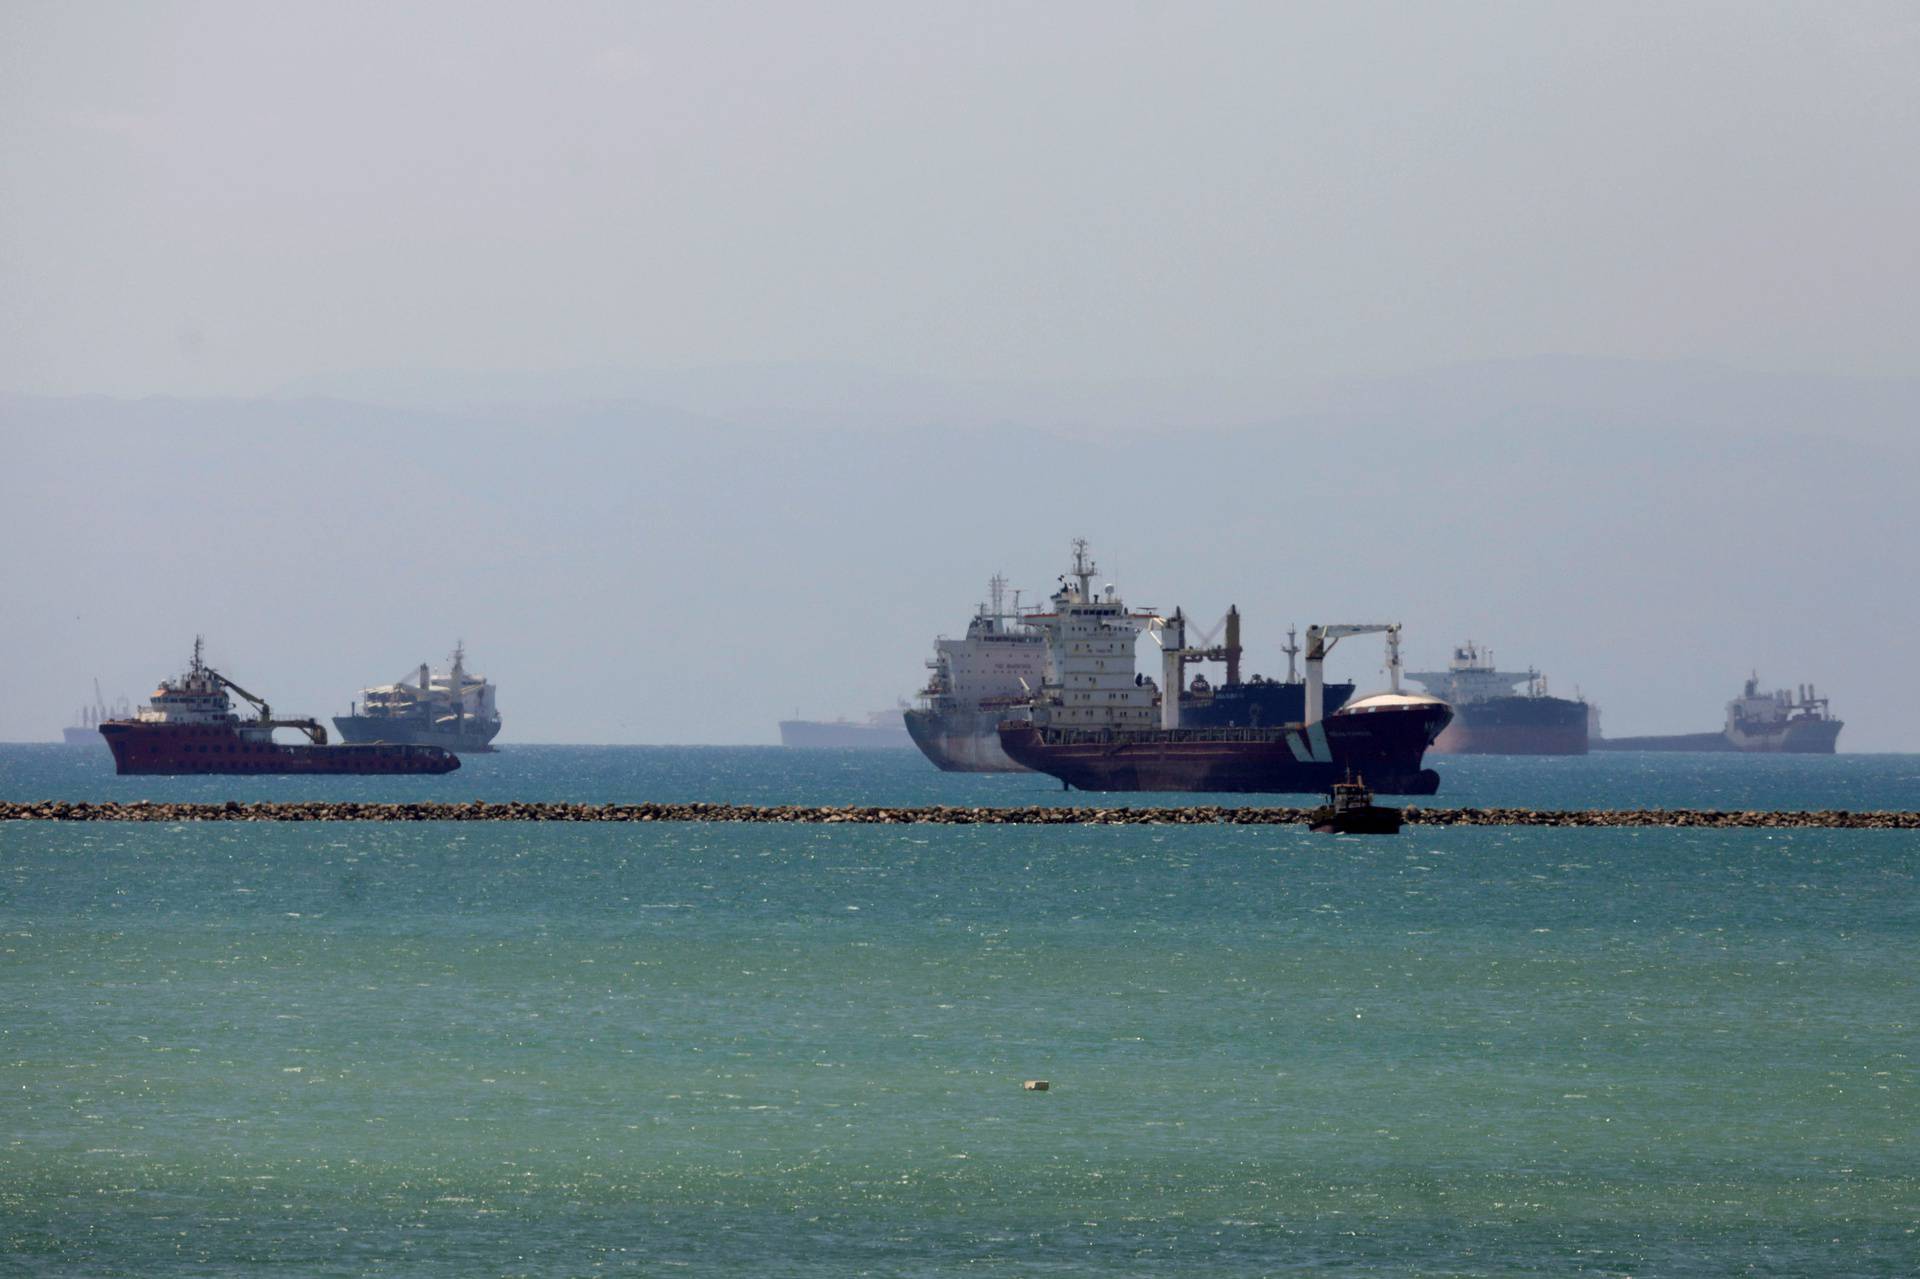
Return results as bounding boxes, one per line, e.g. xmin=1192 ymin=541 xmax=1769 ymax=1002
xmin=100 ymin=640 xmax=460 ymax=776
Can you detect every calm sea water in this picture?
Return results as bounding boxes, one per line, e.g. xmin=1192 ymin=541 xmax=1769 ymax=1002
xmin=3 ymin=745 xmax=1916 ymax=1276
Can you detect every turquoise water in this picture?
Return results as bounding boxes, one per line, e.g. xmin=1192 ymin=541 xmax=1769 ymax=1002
xmin=8 ymin=741 xmax=1920 ymax=810
xmin=3 ymin=747 xmax=1916 ymax=1275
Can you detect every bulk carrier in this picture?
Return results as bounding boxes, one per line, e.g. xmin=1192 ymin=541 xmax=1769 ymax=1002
xmin=1591 ymin=674 xmax=1843 ymax=753
xmin=1407 ymin=642 xmax=1588 ymax=755
xmin=333 ymin=643 xmax=501 ymax=753
xmin=907 ymin=581 xmax=1359 ymax=773
xmin=101 ymin=640 xmax=459 ymax=775
xmin=995 ymin=542 xmax=1450 ymax=794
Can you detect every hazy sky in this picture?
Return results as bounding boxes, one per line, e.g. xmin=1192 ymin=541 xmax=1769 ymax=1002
xmin=4 ymin=4 xmax=1919 ymax=752
xmin=3 ymin=2 xmax=1917 ymax=396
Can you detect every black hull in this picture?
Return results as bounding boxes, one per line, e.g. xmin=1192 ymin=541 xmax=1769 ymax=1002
xmin=998 ymin=702 xmax=1450 ymax=795
xmin=1308 ymin=805 xmax=1403 ymax=834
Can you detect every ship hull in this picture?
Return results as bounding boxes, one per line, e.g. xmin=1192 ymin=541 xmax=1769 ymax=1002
xmin=998 ymin=702 xmax=1450 ymax=795
xmin=778 ymin=719 xmax=914 ymax=750
xmin=904 ymin=706 xmax=1030 ymax=772
xmin=1429 ymin=696 xmax=1589 ymax=755
xmin=62 ymin=727 xmax=98 ymax=745
xmin=1592 ymin=718 xmax=1842 ymax=754
xmin=1180 ymin=681 xmax=1353 ymax=728
xmin=1590 ymin=732 xmax=1736 ymax=752
xmin=100 ymin=723 xmax=459 ymax=775
xmin=332 ymin=715 xmax=502 ymax=753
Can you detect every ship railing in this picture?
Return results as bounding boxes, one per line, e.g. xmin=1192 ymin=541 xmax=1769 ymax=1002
xmin=1039 ymin=725 xmax=1286 ymax=745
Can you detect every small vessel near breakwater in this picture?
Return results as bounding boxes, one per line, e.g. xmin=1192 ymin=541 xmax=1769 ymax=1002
xmin=1306 ymin=776 xmax=1403 ymax=835
xmin=100 ymin=640 xmax=459 ymax=776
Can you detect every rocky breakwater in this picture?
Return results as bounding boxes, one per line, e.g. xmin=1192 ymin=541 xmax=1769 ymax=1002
xmin=1 ymin=801 xmax=1917 ymax=828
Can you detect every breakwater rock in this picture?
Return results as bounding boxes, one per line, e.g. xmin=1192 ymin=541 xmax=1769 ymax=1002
xmin=2 ymin=801 xmax=1916 ymax=829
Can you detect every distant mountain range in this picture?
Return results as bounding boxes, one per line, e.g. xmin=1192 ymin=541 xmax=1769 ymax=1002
xmin=261 ymin=354 xmax=1920 ymax=441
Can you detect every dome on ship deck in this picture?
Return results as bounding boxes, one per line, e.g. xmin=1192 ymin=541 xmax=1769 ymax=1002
xmin=1336 ymin=692 xmax=1448 ymax=714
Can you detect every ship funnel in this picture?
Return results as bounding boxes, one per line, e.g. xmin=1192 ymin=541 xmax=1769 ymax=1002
xmin=1225 ymin=606 xmax=1241 ymax=686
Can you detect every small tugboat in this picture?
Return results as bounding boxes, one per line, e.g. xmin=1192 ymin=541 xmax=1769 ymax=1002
xmin=1306 ymin=775 xmax=1402 ymax=835
xmin=100 ymin=640 xmax=460 ymax=776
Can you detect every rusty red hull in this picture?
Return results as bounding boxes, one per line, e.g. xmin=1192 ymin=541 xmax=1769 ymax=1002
xmin=99 ymin=722 xmax=460 ymax=775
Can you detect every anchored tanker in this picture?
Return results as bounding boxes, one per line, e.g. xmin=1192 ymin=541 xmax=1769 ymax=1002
xmin=333 ymin=643 xmax=501 ymax=753
xmin=778 ymin=710 xmax=913 ymax=750
xmin=1591 ymin=674 xmax=1842 ymax=753
xmin=995 ymin=542 xmax=1450 ymax=793
xmin=1407 ymin=642 xmax=1589 ymax=755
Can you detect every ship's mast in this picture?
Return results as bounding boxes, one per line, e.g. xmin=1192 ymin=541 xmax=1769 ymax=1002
xmin=450 ymin=641 xmax=466 ymax=728
xmin=1070 ymin=538 xmax=1095 ymax=601
xmin=1283 ymin=626 xmax=1301 ymax=684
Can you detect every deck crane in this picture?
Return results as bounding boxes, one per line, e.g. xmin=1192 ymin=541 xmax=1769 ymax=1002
xmin=1145 ymin=606 xmax=1245 ymax=729
xmin=1304 ymin=624 xmax=1404 ymax=725
xmin=205 ymin=665 xmax=329 ymax=744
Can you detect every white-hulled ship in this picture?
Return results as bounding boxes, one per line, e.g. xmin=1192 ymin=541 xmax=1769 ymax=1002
xmin=904 ymin=575 xmax=1050 ymax=772
xmin=333 ymin=643 xmax=502 ymax=753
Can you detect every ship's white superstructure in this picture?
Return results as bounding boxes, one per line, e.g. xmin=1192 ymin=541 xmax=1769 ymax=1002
xmin=1026 ymin=541 xmax=1158 ymax=733
xmin=930 ymin=577 xmax=1049 ymax=706
xmin=335 ymin=642 xmax=502 ymax=751
xmin=137 ymin=641 xmax=243 ymax=727
xmin=1723 ymin=675 xmax=1841 ymax=749
xmin=1407 ymin=642 xmax=1550 ymax=704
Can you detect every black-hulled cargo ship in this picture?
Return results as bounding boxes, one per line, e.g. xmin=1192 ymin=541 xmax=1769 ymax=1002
xmin=1591 ymin=674 xmax=1843 ymax=753
xmin=101 ymin=641 xmax=459 ymax=775
xmin=1407 ymin=642 xmax=1588 ymax=755
xmin=994 ymin=542 xmax=1450 ymax=794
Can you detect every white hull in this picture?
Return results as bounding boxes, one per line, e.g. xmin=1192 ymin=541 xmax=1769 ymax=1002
xmin=904 ymin=707 xmax=1031 ymax=773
